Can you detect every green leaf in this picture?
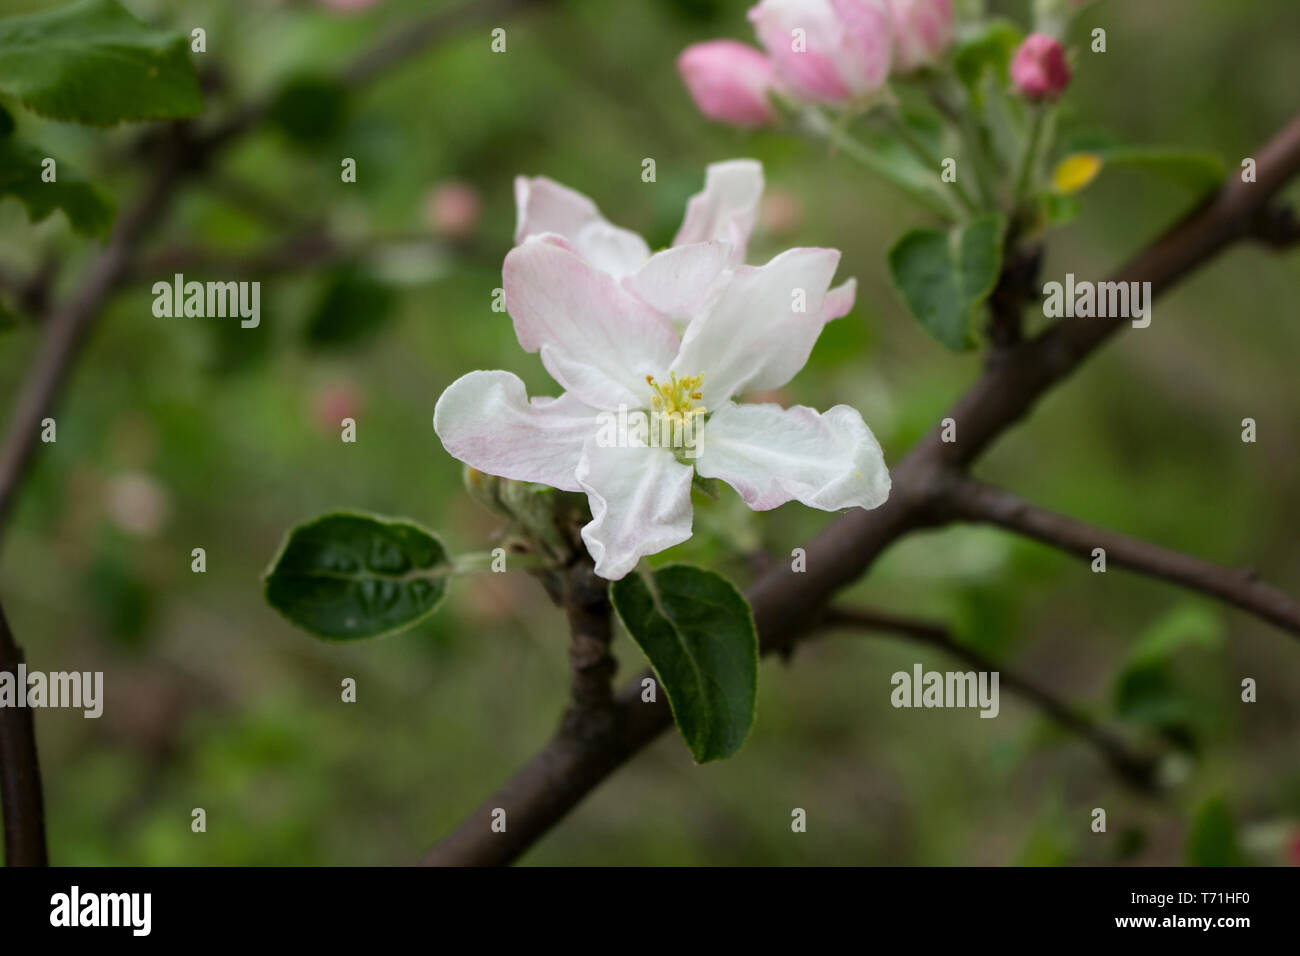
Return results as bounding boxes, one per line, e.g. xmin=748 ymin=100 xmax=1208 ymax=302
xmin=1054 ymin=145 xmax=1225 ymax=198
xmin=0 ymin=101 xmax=13 ymax=137
xmin=888 ymin=213 xmax=1005 ymax=351
xmin=1113 ymin=604 xmax=1222 ymax=731
xmin=1094 ymin=147 xmax=1225 ymax=194
xmin=611 ymin=564 xmax=757 ymax=763
xmin=304 ymin=269 xmax=397 ymax=350
xmin=0 ymin=0 xmax=202 ymax=126
xmin=264 ymin=512 xmax=451 ymax=640
xmin=1187 ymin=797 xmax=1242 ymax=866
xmin=953 ymin=19 xmax=1023 ymax=95
xmin=0 ymin=299 xmax=17 ymax=333
xmin=0 ymin=136 xmax=114 ymax=237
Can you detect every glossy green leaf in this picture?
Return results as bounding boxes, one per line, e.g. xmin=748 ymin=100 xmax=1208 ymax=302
xmin=264 ymin=512 xmax=450 ymax=640
xmin=0 ymin=0 xmax=202 ymax=126
xmin=888 ymin=213 xmax=1005 ymax=351
xmin=611 ymin=564 xmax=757 ymax=763
xmin=0 ymin=136 xmax=114 ymax=237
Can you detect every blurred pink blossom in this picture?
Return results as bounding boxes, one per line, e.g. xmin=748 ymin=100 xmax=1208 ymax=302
xmin=747 ymin=0 xmax=893 ymax=104
xmin=425 ymin=181 xmax=482 ymax=239
xmin=677 ymin=40 xmax=780 ymax=128
xmin=888 ymin=0 xmax=953 ymax=74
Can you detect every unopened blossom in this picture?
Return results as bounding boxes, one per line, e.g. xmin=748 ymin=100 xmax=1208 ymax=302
xmin=677 ymin=40 xmax=780 ymax=128
xmin=887 ymin=0 xmax=953 ymax=74
xmin=1010 ymin=33 xmax=1071 ymax=101
xmin=748 ymin=0 xmax=893 ymax=104
xmin=514 ymin=159 xmax=855 ymax=326
xmin=435 ymin=167 xmax=889 ymax=580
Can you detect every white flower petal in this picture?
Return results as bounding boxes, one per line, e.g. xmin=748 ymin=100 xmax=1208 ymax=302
xmin=514 ymin=175 xmax=603 ymax=245
xmin=573 ymin=221 xmax=652 ymax=278
xmin=622 ymin=240 xmax=733 ymax=322
xmin=673 ymin=159 xmax=764 ymax=264
xmin=823 ymin=277 xmax=857 ymax=323
xmin=433 ymin=370 xmax=597 ymax=492
xmin=504 ymin=236 xmax=681 ymax=409
xmin=696 ymin=401 xmax=890 ymax=512
xmin=671 ymin=246 xmax=841 ymax=406
xmin=576 ymin=439 xmax=694 ymax=580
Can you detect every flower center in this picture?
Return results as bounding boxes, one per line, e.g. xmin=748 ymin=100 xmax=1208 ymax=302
xmin=646 ymin=372 xmax=706 ymax=424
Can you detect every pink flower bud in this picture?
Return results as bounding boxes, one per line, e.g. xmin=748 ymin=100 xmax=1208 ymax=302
xmin=1010 ymin=33 xmax=1071 ymax=102
xmin=748 ymin=0 xmax=893 ymax=104
xmin=677 ymin=40 xmax=779 ymax=128
xmin=888 ymin=0 xmax=952 ymax=73
xmin=425 ymin=181 xmax=482 ymax=239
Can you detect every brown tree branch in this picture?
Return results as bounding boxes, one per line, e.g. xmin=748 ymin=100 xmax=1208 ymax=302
xmin=939 ymin=476 xmax=1300 ymax=638
xmin=421 ymin=111 xmax=1300 ymax=866
xmin=0 ymin=599 xmax=46 ymax=866
xmin=0 ymin=0 xmax=556 ymax=869
xmin=817 ymin=606 xmax=1158 ymax=791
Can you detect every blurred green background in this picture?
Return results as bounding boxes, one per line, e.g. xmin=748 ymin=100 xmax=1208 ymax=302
xmin=1 ymin=0 xmax=1298 ymax=865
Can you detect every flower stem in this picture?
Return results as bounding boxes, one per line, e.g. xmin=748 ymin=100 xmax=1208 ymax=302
xmin=882 ymin=108 xmax=981 ymax=216
xmin=803 ymin=108 xmax=961 ymax=219
xmin=1013 ymin=105 xmax=1050 ymax=208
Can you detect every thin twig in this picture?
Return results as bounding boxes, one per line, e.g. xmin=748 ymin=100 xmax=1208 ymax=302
xmin=818 ymin=606 xmax=1159 ymax=791
xmin=939 ymin=476 xmax=1300 ymax=638
xmin=0 ymin=598 xmax=46 ymax=866
xmin=421 ymin=110 xmax=1300 ymax=866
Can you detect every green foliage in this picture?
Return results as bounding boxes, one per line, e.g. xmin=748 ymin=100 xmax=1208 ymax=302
xmin=264 ymin=512 xmax=450 ymax=640
xmin=304 ymin=269 xmax=397 ymax=351
xmin=1113 ymin=604 xmax=1223 ymax=742
xmin=953 ymin=19 xmax=1023 ymax=94
xmin=611 ymin=564 xmax=757 ymax=763
xmin=268 ymin=75 xmax=350 ymax=147
xmin=1091 ymin=146 xmax=1225 ymax=195
xmin=0 ymin=136 xmax=114 ymax=236
xmin=1186 ymin=797 xmax=1242 ymax=866
xmin=0 ymin=0 xmax=203 ymax=126
xmin=888 ymin=214 xmax=1005 ymax=351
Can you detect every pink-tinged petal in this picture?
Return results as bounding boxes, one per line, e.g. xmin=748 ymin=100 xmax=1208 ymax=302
xmin=572 ymin=221 xmax=651 ymax=278
xmin=576 ymin=440 xmax=694 ymax=580
xmin=749 ymin=0 xmax=853 ymax=102
xmin=677 ymin=40 xmax=779 ymax=128
xmin=832 ymin=0 xmax=894 ymax=89
xmin=504 ymin=236 xmax=681 ymax=409
xmin=696 ymin=401 xmax=890 ymax=511
xmin=623 ymin=240 xmax=733 ymax=323
xmin=433 ymin=370 xmax=596 ymax=492
xmin=514 ymin=175 xmax=602 ymax=245
xmin=673 ymin=159 xmax=765 ymax=265
xmin=823 ymin=276 xmax=857 ymax=322
xmin=671 ymin=246 xmax=841 ymax=405
xmin=887 ymin=0 xmax=952 ymax=74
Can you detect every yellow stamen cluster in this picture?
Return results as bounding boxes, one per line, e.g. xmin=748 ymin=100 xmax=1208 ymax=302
xmin=646 ymin=373 xmax=706 ymax=424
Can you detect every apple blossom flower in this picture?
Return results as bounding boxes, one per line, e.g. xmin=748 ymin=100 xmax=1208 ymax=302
xmin=748 ymin=0 xmax=894 ymax=104
xmin=514 ymin=159 xmax=856 ymax=327
xmin=1010 ymin=33 xmax=1071 ymax=102
xmin=677 ymin=40 xmax=780 ymax=128
xmin=434 ymin=178 xmax=890 ymax=580
xmin=887 ymin=0 xmax=953 ymax=74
